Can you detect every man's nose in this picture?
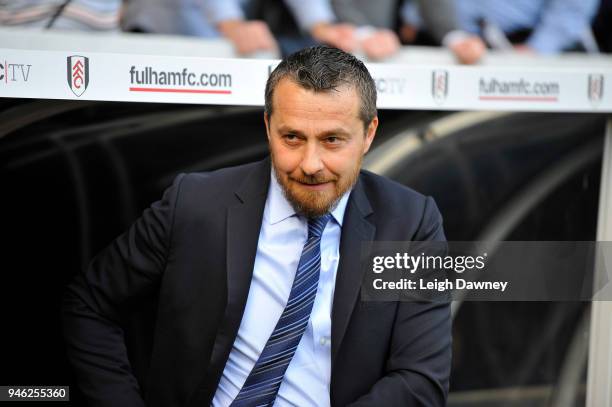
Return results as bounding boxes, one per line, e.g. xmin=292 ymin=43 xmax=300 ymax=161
xmin=300 ymin=144 xmax=324 ymax=175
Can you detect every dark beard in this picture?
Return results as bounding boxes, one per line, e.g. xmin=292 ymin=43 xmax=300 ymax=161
xmin=271 ymin=153 xmax=361 ymax=219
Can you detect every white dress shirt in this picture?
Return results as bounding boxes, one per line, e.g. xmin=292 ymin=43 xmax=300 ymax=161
xmin=212 ymin=171 xmax=351 ymax=406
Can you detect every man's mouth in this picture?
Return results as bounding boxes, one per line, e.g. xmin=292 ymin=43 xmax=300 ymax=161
xmin=291 ymin=177 xmax=334 ymax=191
xmin=297 ymin=181 xmax=332 ymax=191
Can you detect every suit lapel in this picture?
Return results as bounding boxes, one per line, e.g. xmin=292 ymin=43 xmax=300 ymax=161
xmin=191 ymin=158 xmax=270 ymax=405
xmin=331 ymin=177 xmax=375 ymax=365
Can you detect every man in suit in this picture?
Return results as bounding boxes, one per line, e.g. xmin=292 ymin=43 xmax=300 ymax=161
xmin=62 ymin=45 xmax=451 ymax=406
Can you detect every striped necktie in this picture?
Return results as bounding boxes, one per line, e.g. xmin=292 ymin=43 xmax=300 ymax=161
xmin=230 ymin=214 xmax=332 ymax=407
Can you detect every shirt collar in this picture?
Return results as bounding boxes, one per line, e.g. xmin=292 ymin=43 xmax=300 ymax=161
xmin=267 ymin=169 xmax=296 ymax=225
xmin=330 ymin=183 xmax=351 ymax=226
xmin=266 ymin=169 xmax=352 ymax=226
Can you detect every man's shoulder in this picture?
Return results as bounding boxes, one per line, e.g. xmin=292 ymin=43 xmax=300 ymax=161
xmin=171 ymin=159 xmax=267 ymax=205
xmin=183 ymin=160 xmax=264 ymax=185
xmin=358 ymin=170 xmax=445 ymax=240
xmin=358 ymin=169 xmax=431 ymax=216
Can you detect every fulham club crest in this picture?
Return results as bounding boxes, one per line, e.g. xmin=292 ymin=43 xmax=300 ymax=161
xmin=588 ymin=74 xmax=604 ymax=107
xmin=432 ymin=70 xmax=448 ymax=105
xmin=67 ymin=55 xmax=89 ymax=97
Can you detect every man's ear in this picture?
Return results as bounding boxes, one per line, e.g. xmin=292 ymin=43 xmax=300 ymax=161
xmin=363 ymin=116 xmax=378 ymax=154
xmin=264 ymin=112 xmax=271 ymax=141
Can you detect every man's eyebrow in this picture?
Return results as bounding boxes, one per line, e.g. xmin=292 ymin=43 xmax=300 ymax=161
xmin=276 ymin=125 xmax=306 ymax=136
xmin=319 ymin=128 xmax=352 ymax=137
xmin=276 ymin=125 xmax=352 ymax=137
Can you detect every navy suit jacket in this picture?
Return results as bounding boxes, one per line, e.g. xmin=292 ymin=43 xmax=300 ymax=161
xmin=62 ymin=157 xmax=451 ymax=407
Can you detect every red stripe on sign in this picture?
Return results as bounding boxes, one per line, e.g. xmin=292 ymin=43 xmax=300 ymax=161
xmin=129 ymin=87 xmax=232 ymax=94
xmin=4 ymin=61 xmax=7 ymax=83
xmin=479 ymin=96 xmax=558 ymax=102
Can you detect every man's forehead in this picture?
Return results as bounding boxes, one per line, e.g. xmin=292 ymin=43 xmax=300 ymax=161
xmin=272 ymin=78 xmax=360 ymax=118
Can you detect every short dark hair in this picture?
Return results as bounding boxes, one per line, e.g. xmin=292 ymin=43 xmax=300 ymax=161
xmin=265 ymin=45 xmax=377 ymax=126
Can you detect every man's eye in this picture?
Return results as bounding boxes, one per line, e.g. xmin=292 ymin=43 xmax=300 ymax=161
xmin=284 ymin=134 xmax=298 ymax=140
xmin=326 ymin=136 xmax=340 ymax=143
